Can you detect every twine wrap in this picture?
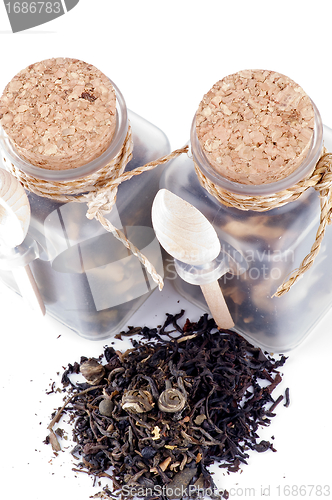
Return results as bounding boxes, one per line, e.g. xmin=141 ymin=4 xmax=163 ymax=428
xmin=6 ymin=123 xmax=188 ymax=291
xmin=194 ymin=150 xmax=332 ymax=297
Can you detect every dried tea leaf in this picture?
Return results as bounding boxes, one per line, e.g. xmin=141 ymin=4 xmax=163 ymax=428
xmin=166 ymin=467 xmax=197 ymax=499
xmin=46 ymin=311 xmax=288 ymax=499
xmin=48 ymin=429 xmax=61 ymax=452
xmin=194 ymin=414 xmax=206 ymax=425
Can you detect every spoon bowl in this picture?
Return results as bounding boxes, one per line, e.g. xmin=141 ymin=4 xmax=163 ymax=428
xmin=0 ymin=168 xmax=45 ymax=315
xmin=0 ymin=168 xmax=30 ymax=248
xmin=152 ymin=188 xmax=220 ymax=265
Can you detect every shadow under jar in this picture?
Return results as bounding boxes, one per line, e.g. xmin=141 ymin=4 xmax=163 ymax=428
xmin=0 ymin=58 xmax=169 ymax=340
xmin=161 ymin=69 xmax=332 ymax=352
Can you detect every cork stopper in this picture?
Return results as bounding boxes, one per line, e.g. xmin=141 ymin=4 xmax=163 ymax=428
xmin=0 ymin=58 xmax=117 ymax=170
xmin=195 ymin=70 xmax=315 ymax=185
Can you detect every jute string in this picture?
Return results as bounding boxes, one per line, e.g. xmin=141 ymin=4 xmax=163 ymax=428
xmin=194 ymin=150 xmax=332 ymax=297
xmin=6 ymin=123 xmax=188 ymax=291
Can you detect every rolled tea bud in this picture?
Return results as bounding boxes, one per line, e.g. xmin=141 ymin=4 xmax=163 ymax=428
xmin=98 ymin=398 xmax=114 ymax=417
xmin=80 ymin=358 xmax=106 ymax=385
xmin=121 ymin=389 xmax=154 ymax=413
xmin=158 ymin=384 xmax=186 ymax=413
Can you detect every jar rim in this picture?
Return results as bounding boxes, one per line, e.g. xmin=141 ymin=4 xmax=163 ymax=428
xmin=190 ymin=99 xmax=323 ymax=196
xmin=0 ymin=78 xmax=128 ymax=182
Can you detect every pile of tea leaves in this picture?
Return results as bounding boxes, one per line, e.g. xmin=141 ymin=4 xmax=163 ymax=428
xmin=46 ymin=311 xmax=288 ymax=500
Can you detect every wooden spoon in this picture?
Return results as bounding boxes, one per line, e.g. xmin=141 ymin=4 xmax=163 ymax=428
xmin=0 ymin=169 xmax=45 ymax=315
xmin=152 ymin=189 xmax=234 ymax=329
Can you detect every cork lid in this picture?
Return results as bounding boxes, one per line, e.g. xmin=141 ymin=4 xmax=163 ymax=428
xmin=0 ymin=58 xmax=117 ymax=170
xmin=195 ymin=70 xmax=315 ymax=185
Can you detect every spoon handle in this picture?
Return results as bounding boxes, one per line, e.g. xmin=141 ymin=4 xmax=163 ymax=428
xmin=12 ymin=265 xmax=46 ymax=316
xmin=200 ymin=281 xmax=234 ymax=330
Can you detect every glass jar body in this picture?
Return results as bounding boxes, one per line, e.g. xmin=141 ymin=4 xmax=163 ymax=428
xmin=0 ymin=110 xmax=169 ymax=340
xmin=161 ymin=125 xmax=332 ymax=352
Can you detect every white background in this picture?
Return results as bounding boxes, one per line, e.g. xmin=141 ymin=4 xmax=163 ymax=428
xmin=0 ymin=1 xmax=332 ymax=499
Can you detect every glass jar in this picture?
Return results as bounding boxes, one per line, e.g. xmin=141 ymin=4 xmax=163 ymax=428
xmin=0 ymin=80 xmax=170 ymax=340
xmin=161 ymin=99 xmax=332 ymax=352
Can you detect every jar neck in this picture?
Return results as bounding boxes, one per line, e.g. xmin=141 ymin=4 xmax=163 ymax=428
xmin=0 ymin=79 xmax=128 ymax=182
xmin=190 ymin=99 xmax=323 ymax=196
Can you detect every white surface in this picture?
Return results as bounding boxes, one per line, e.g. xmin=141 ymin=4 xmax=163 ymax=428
xmin=0 ymin=2 xmax=332 ymax=499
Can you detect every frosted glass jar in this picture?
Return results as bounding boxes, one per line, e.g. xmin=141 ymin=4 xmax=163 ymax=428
xmin=0 ymin=81 xmax=169 ymax=340
xmin=160 ymin=102 xmax=332 ymax=352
